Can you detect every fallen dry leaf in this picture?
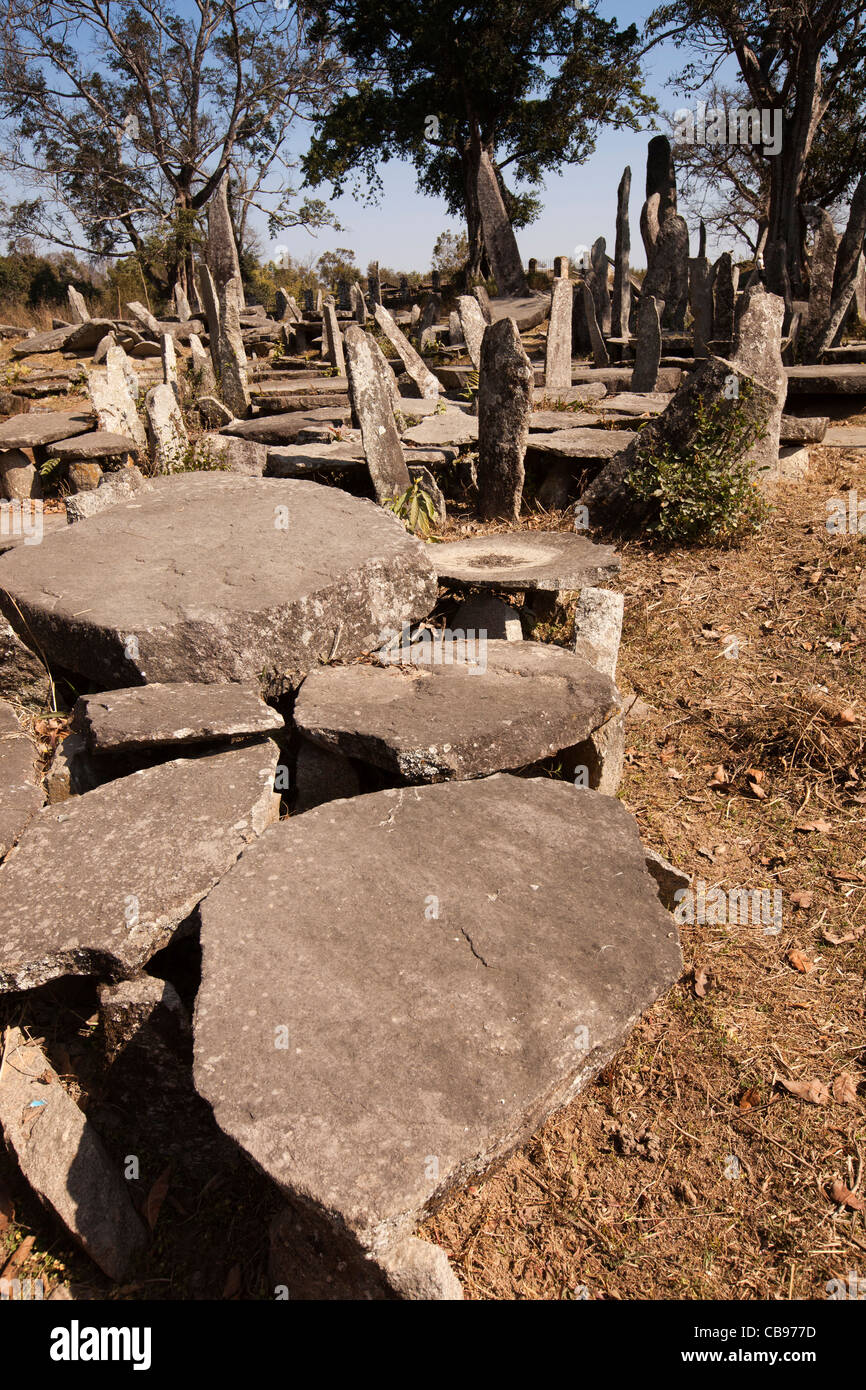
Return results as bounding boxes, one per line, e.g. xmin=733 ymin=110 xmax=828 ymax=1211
xmin=795 ymin=819 xmax=833 ymax=834
xmin=693 ymin=965 xmax=711 ymax=998
xmin=738 ymin=1086 xmax=761 ymax=1111
xmin=837 ymin=707 xmax=857 ymax=725
xmin=780 ymin=1077 xmax=830 ymax=1105
xmin=790 ymin=891 xmax=814 ymax=910
xmin=787 ymin=948 xmax=813 ymax=974
xmin=821 ymin=924 xmax=865 ymax=945
xmin=708 ymin=765 xmax=729 ymax=790
xmin=831 ymin=1073 xmax=859 ymax=1105
xmin=144 ymin=1164 xmax=172 ymax=1232
xmin=828 ymin=1179 xmax=866 ymax=1213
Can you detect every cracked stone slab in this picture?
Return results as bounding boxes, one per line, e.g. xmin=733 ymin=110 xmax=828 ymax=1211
xmin=194 ymin=775 xmax=682 ymax=1252
xmin=221 ymin=410 xmax=352 ymax=444
xmin=401 ymin=412 xmax=478 ymax=447
xmin=0 ymin=475 xmax=438 ymax=689
xmin=294 ymin=641 xmax=618 ymax=781
xmin=527 ymin=427 xmax=636 ymax=460
xmin=0 ymin=1029 xmax=147 ymax=1280
xmin=428 ymin=531 xmax=620 ymax=593
xmin=0 ymin=741 xmax=281 ymax=991
xmin=73 ymin=681 xmax=283 ymax=753
xmin=0 ymin=411 xmax=94 ymax=450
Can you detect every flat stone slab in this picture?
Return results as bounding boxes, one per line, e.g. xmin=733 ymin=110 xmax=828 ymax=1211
xmin=429 ymin=531 xmax=620 ymax=592
xmin=530 ymin=411 xmax=603 ymax=431
xmin=527 ymin=427 xmax=635 ymax=459
xmin=194 ymin=775 xmax=682 ymax=1249
xmin=601 ymin=392 xmax=671 ymax=416
xmin=222 ymin=410 xmax=351 ymax=444
xmin=0 ymin=512 xmax=66 ymax=556
xmin=0 ymin=741 xmax=280 ymax=991
xmin=401 ymin=412 xmax=478 ymax=446
xmin=786 ymin=364 xmax=866 ymax=395
xmin=570 ymin=366 xmax=683 ymax=392
xmin=0 ymin=411 xmax=94 ymax=449
xmin=73 ymin=681 xmax=284 ymax=753
xmin=295 ymin=641 xmax=618 ymax=780
xmin=51 ymin=431 xmax=138 ymax=460
xmin=11 ymin=327 xmax=75 ymax=357
xmin=0 ymin=475 xmax=438 ymax=688
xmin=488 ymin=294 xmax=551 ymax=331
xmin=0 ymin=1029 xmax=147 ymax=1279
xmin=824 ymin=426 xmax=866 ymax=447
xmin=265 ymin=442 xmax=366 ymax=476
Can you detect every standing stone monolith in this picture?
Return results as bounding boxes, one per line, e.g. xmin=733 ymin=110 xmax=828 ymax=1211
xmin=207 ymin=175 xmax=244 ymax=305
xmin=630 ymin=294 xmax=662 ymax=391
xmin=87 ymin=345 xmax=147 ymax=454
xmin=322 ymin=303 xmax=346 ymax=376
xmin=350 ymin=281 xmax=367 ymax=323
xmin=343 ymin=326 xmax=412 ymax=504
xmin=611 ymin=168 xmax=632 ymax=338
xmin=587 ymin=238 xmax=611 ymax=335
xmin=582 ymin=283 xmax=610 ymax=368
xmin=712 ymin=252 xmax=738 ymax=341
xmin=367 ymin=274 xmax=382 ymax=308
xmin=197 ymin=263 xmax=221 ymax=369
xmin=373 ymin=304 xmax=440 ymax=399
xmin=161 ymin=333 xmax=179 ymax=399
xmin=802 ymin=207 xmax=840 ymax=358
xmin=477 ymin=318 xmax=533 ymax=521
xmin=274 ymin=288 xmax=291 ymax=322
xmin=731 ymin=284 xmax=786 ymax=478
xmin=639 ymin=136 xmax=689 ymax=330
xmin=456 ymin=294 xmax=487 ymax=370
xmin=188 ymin=333 xmax=216 ymax=395
xmin=689 ymin=253 xmax=713 ymax=358
xmin=475 ymin=148 xmax=529 ymax=296
xmin=216 ymin=274 xmax=250 ymax=417
xmin=174 ymin=283 xmax=192 ymax=322
xmin=145 ymin=382 xmax=188 ymax=473
xmin=67 ymin=285 xmax=90 ymax=324
xmin=545 ymin=278 xmax=573 ymax=389
xmin=553 ymin=256 xmax=570 ymax=279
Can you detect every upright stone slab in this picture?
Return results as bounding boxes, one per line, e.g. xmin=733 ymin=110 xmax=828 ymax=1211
xmin=456 ymin=294 xmax=487 ymax=370
xmin=216 ymin=274 xmax=250 ymax=417
xmin=145 ymin=382 xmax=188 ymax=473
xmin=803 ymin=207 xmax=840 ymax=358
xmin=188 ymin=332 xmax=217 ymax=395
xmin=197 ymin=263 xmax=221 ymax=368
xmin=174 ymin=282 xmax=192 ymax=322
xmin=473 ymin=284 xmax=493 ymax=324
xmin=732 ymin=284 xmax=786 ymax=478
xmin=553 ymin=256 xmax=570 ymax=279
xmin=448 ymin=310 xmax=462 ymax=345
xmin=477 ymin=318 xmax=533 ymax=522
xmin=350 ymin=281 xmax=367 ymax=324
xmin=67 ymin=285 xmax=90 ymax=324
xmin=161 ymin=333 xmax=178 ymax=397
xmin=689 ymin=254 xmax=713 ymax=357
xmin=373 ymin=304 xmax=440 ymax=399
xmin=642 ymin=213 xmax=689 ymax=331
xmin=344 ymin=325 xmax=411 ymax=503
xmin=87 ymin=346 xmax=147 ymax=454
xmin=0 ymin=475 xmax=438 ymax=688
xmin=193 ymin=776 xmax=682 ymax=1271
xmin=322 ymin=303 xmax=346 ymax=376
xmin=207 ymin=174 xmax=244 ymax=304
xmin=545 ymin=278 xmax=573 ymax=390
xmin=611 ymin=168 xmax=632 ymax=338
xmin=712 ymin=252 xmax=737 ymax=341
xmin=587 ymin=238 xmax=611 ymax=335
xmin=475 ymin=147 xmax=529 ymax=296
xmin=370 ymin=336 xmax=402 ymax=410
xmin=582 ymin=283 xmax=610 ymax=368
xmin=630 ymin=294 xmax=662 ymax=391
xmin=367 ymin=274 xmax=382 ymax=308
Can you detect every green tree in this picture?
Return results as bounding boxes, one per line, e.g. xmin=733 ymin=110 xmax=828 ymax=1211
xmin=431 ymin=229 xmax=469 ymax=281
xmin=302 ymin=1 xmax=654 ymax=283
xmin=316 ymin=246 xmax=361 ymax=287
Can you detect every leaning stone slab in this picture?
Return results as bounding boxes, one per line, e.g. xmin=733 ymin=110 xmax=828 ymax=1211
xmin=0 ymin=1029 xmax=147 ymax=1279
xmin=145 ymin=382 xmax=188 ymax=472
xmin=373 ymin=305 xmax=440 ymax=399
xmin=477 ymin=317 xmax=533 ymax=522
xmin=0 ymin=475 xmax=438 ymax=689
xmin=429 ymin=531 xmax=619 ymax=593
xmin=0 ymin=741 xmax=281 ymax=991
xmin=295 ymin=640 xmax=618 ymax=781
xmin=74 ymin=681 xmax=283 ymax=754
xmin=455 ymin=295 xmax=487 ymax=370
xmin=582 ymin=282 xmax=610 ymax=368
xmin=194 ymin=775 xmax=682 ymax=1259
xmin=322 ymin=303 xmax=346 ymax=376
xmin=344 ymin=324 xmax=411 ymax=502
xmin=125 ymin=301 xmax=161 ymax=338
xmin=222 ymin=408 xmax=351 ymax=445
xmin=66 ymin=286 xmax=90 ymax=324
xmin=0 ymin=411 xmax=94 ymax=450
xmin=216 ymin=275 xmax=251 ymax=417
xmin=475 ymin=148 xmax=528 ymax=296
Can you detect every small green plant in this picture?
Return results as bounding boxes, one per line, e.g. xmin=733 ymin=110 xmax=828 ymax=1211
xmin=460 ymin=368 xmax=479 ymax=405
xmin=383 ymin=478 xmax=437 ymax=535
xmin=176 ymin=440 xmax=231 ymax=473
xmin=627 ymin=384 xmax=770 ymax=544
xmin=433 ymin=398 xmax=447 ymax=414
xmin=39 ymin=455 xmax=64 ymax=482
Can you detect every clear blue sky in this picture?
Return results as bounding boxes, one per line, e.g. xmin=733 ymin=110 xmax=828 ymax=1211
xmin=265 ymin=0 xmax=711 ymax=275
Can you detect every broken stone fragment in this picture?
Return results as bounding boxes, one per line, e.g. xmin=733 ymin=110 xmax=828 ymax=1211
xmin=0 ymin=1029 xmax=147 ymax=1280
xmin=644 ymin=847 xmax=691 ymax=910
xmin=64 ymin=464 xmax=153 ymax=524
xmin=0 ymin=741 xmax=281 ymax=992
xmin=98 ymin=974 xmax=189 ymax=1064
xmin=73 ymin=681 xmax=283 ymax=754
xmin=0 ymin=701 xmax=44 ymax=856
xmin=194 ymin=775 xmax=682 ymax=1259
xmin=44 ymin=731 xmax=100 ymax=803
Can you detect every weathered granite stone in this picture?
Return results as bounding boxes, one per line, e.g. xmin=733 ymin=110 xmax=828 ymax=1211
xmin=194 ymin=775 xmax=682 ymax=1255
xmin=580 ymin=355 xmax=778 ymax=534
xmin=197 ymin=263 xmax=221 ymax=364
xmin=322 ymin=303 xmax=346 ymax=376
xmin=545 ymin=278 xmax=573 ymax=390
xmin=373 ymin=305 xmax=440 ymax=400
xmin=689 ymin=254 xmax=713 ymax=357
xmin=401 ymin=412 xmax=476 ymax=447
xmin=44 ymin=731 xmax=99 ymax=802
xmin=125 ymin=300 xmax=161 ymax=337
xmin=572 ymin=587 xmax=624 ymax=680
xmin=0 ymin=741 xmax=281 ymax=991
xmin=174 ymin=282 xmax=192 ymax=322
xmin=197 ymin=395 xmax=232 ymax=429
xmin=731 ymin=284 xmax=786 ymax=478
xmin=612 ymin=168 xmax=632 ymax=338
xmin=582 ymin=282 xmax=610 ymax=368
xmin=429 ymin=530 xmax=619 ymax=592
xmin=350 ymin=281 xmax=367 ymax=324
xmin=92 ymin=330 xmax=115 ymax=364
xmin=473 ymin=284 xmax=493 ymax=323
xmin=161 ymin=333 xmax=179 ymax=397
xmin=802 ymin=206 xmax=839 ymax=357
xmin=293 ymin=736 xmax=361 ymax=814
xmin=0 ymin=620 xmax=48 ymax=703
xmin=0 ymin=449 xmax=42 ymax=502
xmin=344 ymin=325 xmax=411 ymax=503
xmin=642 ymin=213 xmax=689 ymax=331
xmin=0 ymin=411 xmax=94 ymax=450
xmin=67 ymin=461 xmax=103 ymax=492
xmin=370 ymin=338 xmax=402 ymax=411
xmin=67 ymin=285 xmax=90 ymax=324
xmin=87 ymin=347 xmax=147 ymax=454
xmin=98 ymin=973 xmax=188 ymax=1062
xmin=74 ymin=681 xmax=282 ymax=753
xmin=64 ymin=465 xmax=152 ymax=523
xmin=216 ymin=275 xmax=251 ymax=417
xmin=295 ymin=640 xmax=618 ymax=781
xmin=52 ymin=431 xmax=137 ymax=462
xmin=11 ymin=326 xmax=75 ymax=357
xmin=145 ymin=383 xmax=188 ymax=473
xmin=194 ymin=433 xmax=264 ymax=475
xmin=207 ymin=175 xmax=244 ymax=301
xmin=451 ymin=596 xmax=522 ymax=642
xmin=0 ymin=701 xmax=43 ymax=856
xmin=448 ymin=310 xmax=462 ymax=345
xmin=0 ymin=1029 xmax=147 ymax=1279
xmin=587 ymin=238 xmax=611 ymax=335
xmin=456 ymin=295 xmax=486 ymax=370
xmin=630 ymin=293 xmax=662 ymax=392
xmin=0 ymin=475 xmax=438 ymax=688
xmin=475 ymin=148 xmax=528 ymax=296
xmin=712 ymin=252 xmax=738 ymax=341
xmin=66 ymin=319 xmax=116 ymax=353
xmin=527 ymin=427 xmax=635 ymax=461
xmin=780 ymin=415 xmax=828 ymax=443
xmin=477 ymin=318 xmax=533 ymax=522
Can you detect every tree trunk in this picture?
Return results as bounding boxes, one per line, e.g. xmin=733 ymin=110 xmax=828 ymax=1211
xmin=461 ymin=140 xmax=485 ymax=285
